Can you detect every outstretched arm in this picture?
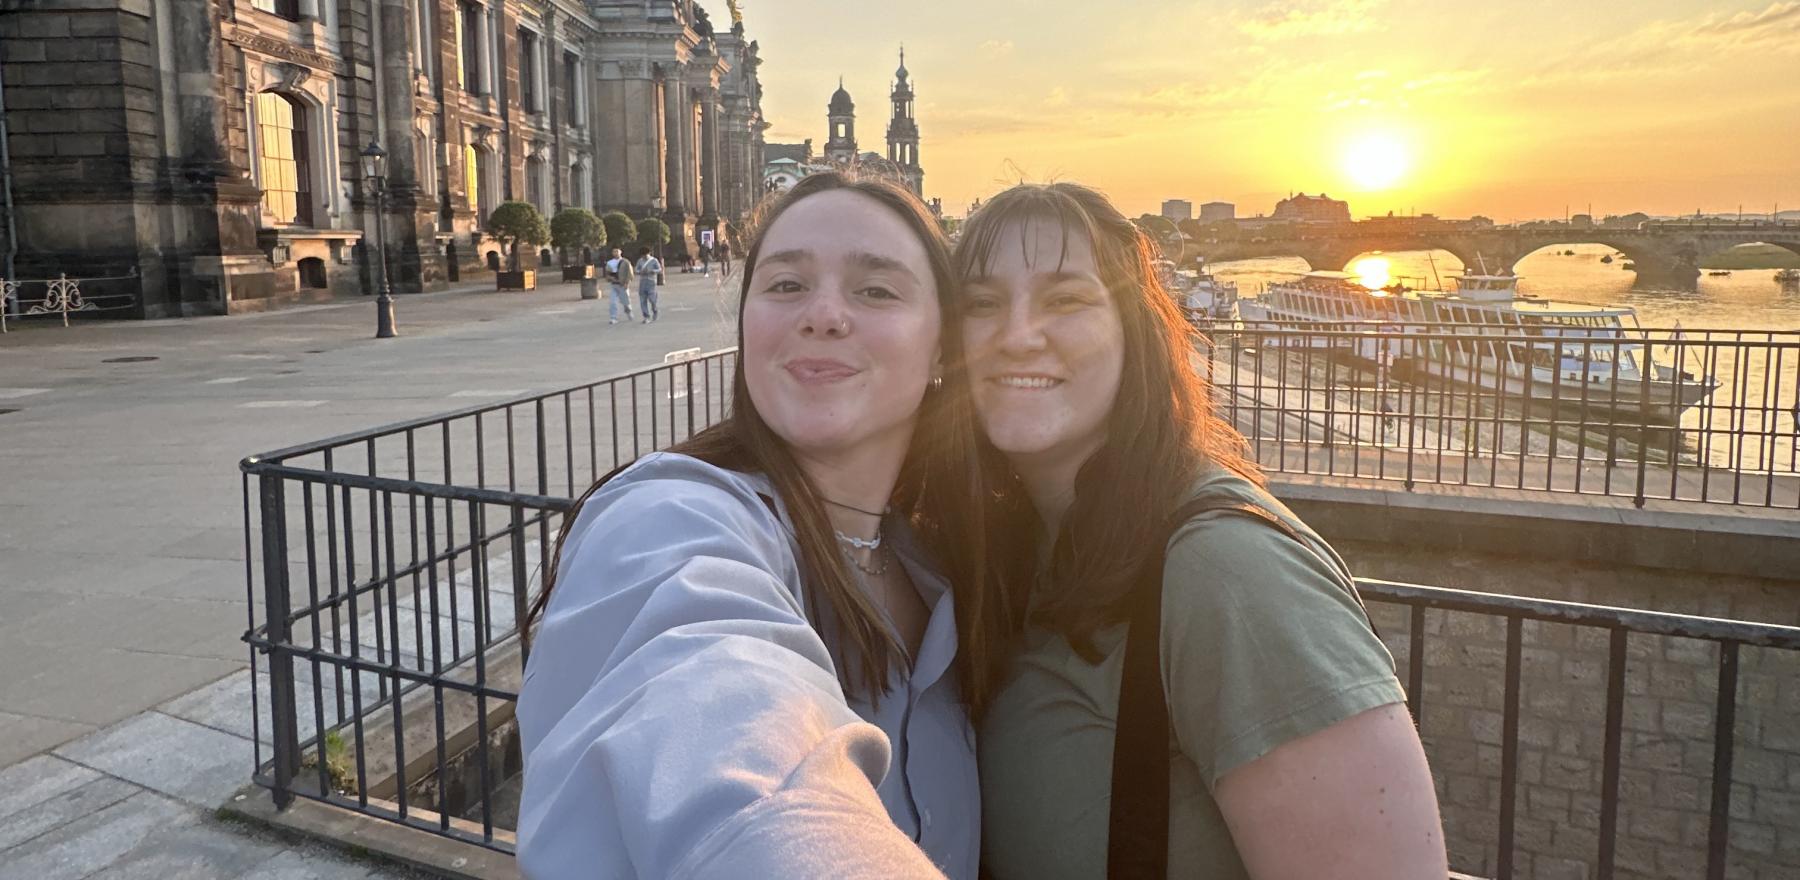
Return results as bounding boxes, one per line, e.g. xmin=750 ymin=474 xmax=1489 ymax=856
xmin=517 ymin=458 xmax=946 ymax=879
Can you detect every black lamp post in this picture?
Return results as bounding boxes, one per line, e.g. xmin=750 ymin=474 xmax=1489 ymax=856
xmin=651 ymin=193 xmax=666 ymax=263
xmin=361 ymin=141 xmax=397 ymax=339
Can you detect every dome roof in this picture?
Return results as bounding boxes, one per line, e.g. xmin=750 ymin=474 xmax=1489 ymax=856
xmin=829 ymin=78 xmax=854 ymax=114
xmin=895 ymin=46 xmax=909 ymax=80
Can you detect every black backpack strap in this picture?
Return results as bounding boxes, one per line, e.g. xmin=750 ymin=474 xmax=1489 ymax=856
xmin=1106 ymin=498 xmax=1373 ymax=878
xmin=1107 ymin=536 xmax=1173 ymax=879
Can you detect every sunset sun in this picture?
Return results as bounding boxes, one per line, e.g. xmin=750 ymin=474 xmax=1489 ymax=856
xmin=1342 ymin=132 xmax=1411 ymax=190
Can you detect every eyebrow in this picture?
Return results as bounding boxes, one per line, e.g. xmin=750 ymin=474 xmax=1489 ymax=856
xmin=759 ymin=248 xmax=920 ymax=281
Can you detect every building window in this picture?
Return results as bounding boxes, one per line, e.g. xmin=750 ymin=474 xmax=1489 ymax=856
xmin=518 ymin=29 xmax=538 ymax=112
xmin=256 ymin=92 xmax=312 ymax=226
xmin=254 ymin=0 xmax=301 ymax=21
xmin=465 ymin=143 xmax=484 ymax=219
xmin=563 ymin=53 xmax=580 ymax=125
xmin=458 ymin=3 xmax=482 ymax=93
xmin=569 ymin=162 xmax=586 ymax=208
xmin=526 ymin=156 xmax=544 ymax=214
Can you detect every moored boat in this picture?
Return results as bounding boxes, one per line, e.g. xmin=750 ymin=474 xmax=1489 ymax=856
xmin=1229 ymin=269 xmax=1719 ymax=423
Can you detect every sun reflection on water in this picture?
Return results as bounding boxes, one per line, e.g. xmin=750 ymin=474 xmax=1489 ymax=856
xmin=1352 ymin=256 xmax=1392 ymax=290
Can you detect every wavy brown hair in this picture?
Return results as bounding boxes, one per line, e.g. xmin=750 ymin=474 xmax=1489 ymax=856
xmin=953 ymin=182 xmax=1262 ymax=661
xmin=527 ymin=171 xmax=1008 ymax=712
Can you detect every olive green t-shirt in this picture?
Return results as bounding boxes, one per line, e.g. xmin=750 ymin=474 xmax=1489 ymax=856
xmin=979 ymin=470 xmax=1406 ymax=880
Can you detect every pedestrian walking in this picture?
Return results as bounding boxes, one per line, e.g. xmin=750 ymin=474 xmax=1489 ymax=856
xmin=635 ymin=246 xmax=662 ymax=323
xmin=717 ymin=240 xmax=732 ymax=275
xmin=603 ymin=247 xmax=636 ymax=324
xmin=700 ymin=243 xmax=712 ymax=277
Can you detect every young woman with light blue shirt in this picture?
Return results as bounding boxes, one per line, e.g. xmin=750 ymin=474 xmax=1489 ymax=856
xmin=516 ymin=173 xmax=1005 ymax=879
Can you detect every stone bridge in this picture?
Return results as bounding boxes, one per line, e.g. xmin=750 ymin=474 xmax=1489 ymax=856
xmin=1187 ymin=223 xmax=1800 ymax=285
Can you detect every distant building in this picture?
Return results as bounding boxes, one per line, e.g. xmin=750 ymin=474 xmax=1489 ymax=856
xmin=1271 ymin=192 xmax=1351 ymax=224
xmin=765 ymin=141 xmax=814 ymax=165
xmin=1161 ymin=199 xmax=1193 ymax=222
xmin=1464 ymin=215 xmax=1496 ymax=229
xmin=1571 ymin=214 xmax=1595 ymax=229
xmin=782 ymin=49 xmax=924 ymax=196
xmin=1200 ymin=201 xmax=1235 ymax=222
xmin=1602 ymin=212 xmax=1651 ymax=229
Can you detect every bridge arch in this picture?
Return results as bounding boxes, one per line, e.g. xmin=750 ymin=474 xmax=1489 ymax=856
xmin=1508 ymin=237 xmax=1699 ymax=286
xmin=1693 ymin=240 xmax=1800 ymax=268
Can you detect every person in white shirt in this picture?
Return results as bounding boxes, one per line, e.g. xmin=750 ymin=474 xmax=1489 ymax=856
xmin=634 ymin=246 xmax=662 ymax=323
xmin=517 ymin=171 xmax=1006 ymax=880
xmin=604 ymin=247 xmax=635 ymax=324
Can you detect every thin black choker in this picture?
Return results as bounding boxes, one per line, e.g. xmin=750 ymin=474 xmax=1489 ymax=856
xmin=820 ymin=496 xmax=889 ymax=519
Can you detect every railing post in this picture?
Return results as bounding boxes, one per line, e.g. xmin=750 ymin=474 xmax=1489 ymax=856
xmin=259 ymin=474 xmax=302 ymax=808
xmin=511 ymin=503 xmax=532 ymax=670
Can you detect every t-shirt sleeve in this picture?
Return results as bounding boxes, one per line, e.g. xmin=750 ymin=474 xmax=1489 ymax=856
xmin=1158 ymin=513 xmax=1406 ymax=789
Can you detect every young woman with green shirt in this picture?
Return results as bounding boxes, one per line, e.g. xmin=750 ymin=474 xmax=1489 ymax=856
xmin=954 ymin=183 xmax=1448 ymax=879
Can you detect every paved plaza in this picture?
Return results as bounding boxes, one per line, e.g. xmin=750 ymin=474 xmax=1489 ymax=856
xmin=0 ymin=272 xmax=737 ymax=876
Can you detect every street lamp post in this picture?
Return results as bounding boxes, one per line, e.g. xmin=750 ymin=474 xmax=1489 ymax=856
xmin=361 ymin=141 xmax=397 ymax=339
xmin=651 ymin=194 xmax=666 ymax=264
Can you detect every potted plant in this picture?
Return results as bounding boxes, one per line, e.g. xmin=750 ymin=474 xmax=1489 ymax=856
xmin=551 ymin=208 xmax=606 ymax=286
xmin=487 ymin=201 xmax=550 ymax=291
xmin=600 ymin=211 xmax=638 ymax=258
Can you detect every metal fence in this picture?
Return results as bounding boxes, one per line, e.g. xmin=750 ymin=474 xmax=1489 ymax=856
xmin=240 ymin=344 xmax=1800 ymax=877
xmin=239 ymin=348 xmax=737 ymax=846
xmin=1 ymin=270 xmax=139 ymax=332
xmin=1197 ymin=321 xmax=1800 ymax=509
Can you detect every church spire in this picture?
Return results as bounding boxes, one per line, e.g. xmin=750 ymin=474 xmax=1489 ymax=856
xmin=886 ymin=46 xmax=922 ymax=196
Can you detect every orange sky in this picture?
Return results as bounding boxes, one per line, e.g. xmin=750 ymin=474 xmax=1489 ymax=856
xmin=746 ymin=0 xmax=1800 ymax=221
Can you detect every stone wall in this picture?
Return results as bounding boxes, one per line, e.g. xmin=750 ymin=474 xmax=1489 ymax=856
xmin=1292 ymin=491 xmax=1800 ymax=880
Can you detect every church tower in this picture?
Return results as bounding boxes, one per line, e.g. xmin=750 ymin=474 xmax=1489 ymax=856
xmin=825 ymin=78 xmax=858 ymax=164
xmin=886 ymin=47 xmax=923 ymax=196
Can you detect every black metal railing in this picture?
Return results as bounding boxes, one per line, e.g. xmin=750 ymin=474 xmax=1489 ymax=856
xmin=1196 ymin=321 xmax=1800 ymax=508
xmin=240 ymin=345 xmax=1800 ymax=879
xmin=240 ymin=348 xmax=737 ymax=847
xmin=1360 ymin=581 xmax=1800 ymax=880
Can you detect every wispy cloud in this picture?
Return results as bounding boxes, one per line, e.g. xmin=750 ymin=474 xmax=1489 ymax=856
xmin=1522 ymin=1 xmax=1800 ymax=87
xmin=978 ymin=39 xmax=1015 ymax=55
xmin=1676 ymin=1 xmax=1800 ymax=51
xmin=1237 ymin=0 xmax=1387 ymax=40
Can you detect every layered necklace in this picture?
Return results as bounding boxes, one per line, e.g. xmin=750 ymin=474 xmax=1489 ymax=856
xmin=825 ymin=496 xmax=890 ymax=577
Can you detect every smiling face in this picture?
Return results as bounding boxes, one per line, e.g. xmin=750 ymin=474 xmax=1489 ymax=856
xmin=961 ymin=217 xmax=1125 ymax=474
xmin=741 ymin=189 xmax=942 ymax=460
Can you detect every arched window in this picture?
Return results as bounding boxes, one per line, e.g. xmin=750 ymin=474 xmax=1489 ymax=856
xmin=256 ymin=92 xmax=313 ymax=226
xmin=297 ymin=257 xmax=328 ymax=289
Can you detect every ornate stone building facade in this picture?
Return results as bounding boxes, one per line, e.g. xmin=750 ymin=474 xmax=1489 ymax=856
xmin=0 ymin=0 xmax=764 ymax=318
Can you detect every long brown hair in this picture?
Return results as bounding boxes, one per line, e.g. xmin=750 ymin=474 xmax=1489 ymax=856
xmin=527 ymin=171 xmax=1010 ymax=712
xmin=953 ymin=182 xmax=1262 ymax=660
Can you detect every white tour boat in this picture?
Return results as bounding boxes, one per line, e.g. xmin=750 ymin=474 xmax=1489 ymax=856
xmin=1231 ymin=269 xmax=1719 ymax=423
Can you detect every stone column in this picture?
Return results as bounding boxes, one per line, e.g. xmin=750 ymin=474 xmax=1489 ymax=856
xmin=662 ymin=73 xmax=689 ymax=214
xmin=700 ymin=96 xmax=719 ymax=219
xmin=475 ymin=2 xmax=493 ymax=96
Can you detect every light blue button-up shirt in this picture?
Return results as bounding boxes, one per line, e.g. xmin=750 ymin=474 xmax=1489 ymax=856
xmin=517 ymin=452 xmax=978 ymax=879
